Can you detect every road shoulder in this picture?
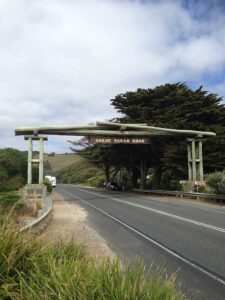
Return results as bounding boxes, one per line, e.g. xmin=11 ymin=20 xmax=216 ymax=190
xmin=41 ymin=192 xmax=115 ymax=263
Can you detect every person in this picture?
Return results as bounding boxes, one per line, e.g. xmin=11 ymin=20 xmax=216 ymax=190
xmin=106 ymin=182 xmax=112 ymax=191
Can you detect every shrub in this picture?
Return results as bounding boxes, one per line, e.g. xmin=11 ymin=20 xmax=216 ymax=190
xmin=43 ymin=178 xmax=52 ymax=193
xmin=0 ymin=192 xmax=21 ymax=207
xmin=0 ymin=217 xmax=40 ymax=298
xmin=0 ymin=176 xmax=24 ymax=192
xmin=86 ymin=176 xmax=104 ymax=187
xmin=197 ymin=185 xmax=212 ymax=194
xmin=206 ymin=171 xmax=225 ymax=195
xmin=15 ymin=202 xmax=26 ymax=210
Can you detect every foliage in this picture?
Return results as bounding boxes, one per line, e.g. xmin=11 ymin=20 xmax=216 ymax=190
xmin=0 ymin=219 xmax=184 ymax=300
xmin=0 ymin=176 xmax=24 ymax=192
xmin=43 ymin=178 xmax=52 ymax=193
xmin=160 ymin=169 xmax=183 ymax=191
xmin=197 ymin=185 xmax=212 ymax=194
xmin=0 ymin=192 xmax=21 ymax=207
xmin=111 ymin=83 xmax=225 ymax=188
xmin=66 ymin=83 xmax=225 ymax=190
xmin=0 ymin=217 xmax=41 ymax=297
xmin=86 ymin=175 xmax=105 ymax=187
xmin=0 ymin=148 xmax=27 ymax=178
xmin=14 ymin=202 xmax=26 ymax=210
xmin=77 ymin=83 xmax=225 ymax=190
xmin=0 ymin=148 xmax=27 ymax=192
xmin=79 ymin=144 xmax=123 ymax=182
xmin=206 ymin=172 xmax=225 ymax=195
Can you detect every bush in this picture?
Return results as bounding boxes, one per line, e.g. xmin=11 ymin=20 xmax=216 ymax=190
xmin=86 ymin=176 xmax=104 ymax=187
xmin=206 ymin=171 xmax=225 ymax=195
xmin=0 ymin=217 xmax=41 ymax=297
xmin=0 ymin=176 xmax=24 ymax=192
xmin=15 ymin=202 xmax=26 ymax=210
xmin=0 ymin=192 xmax=21 ymax=207
xmin=0 ymin=148 xmax=27 ymax=183
xmin=197 ymin=185 xmax=212 ymax=194
xmin=43 ymin=178 xmax=52 ymax=193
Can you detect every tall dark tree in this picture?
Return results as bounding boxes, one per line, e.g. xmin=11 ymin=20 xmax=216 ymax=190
xmin=111 ymin=83 xmax=225 ymax=188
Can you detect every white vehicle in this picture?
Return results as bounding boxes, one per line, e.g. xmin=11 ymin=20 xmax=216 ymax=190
xmin=45 ymin=175 xmax=57 ymax=187
xmin=51 ymin=176 xmax=56 ymax=187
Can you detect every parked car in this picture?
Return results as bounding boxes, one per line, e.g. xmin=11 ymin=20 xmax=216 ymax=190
xmin=110 ymin=182 xmax=120 ymax=191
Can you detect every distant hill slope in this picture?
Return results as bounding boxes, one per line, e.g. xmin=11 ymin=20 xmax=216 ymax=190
xmin=55 ymin=159 xmax=103 ymax=185
xmin=41 ymin=153 xmax=82 ymax=174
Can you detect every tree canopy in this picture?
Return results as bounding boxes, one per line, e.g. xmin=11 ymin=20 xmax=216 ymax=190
xmin=75 ymin=83 xmax=225 ymax=190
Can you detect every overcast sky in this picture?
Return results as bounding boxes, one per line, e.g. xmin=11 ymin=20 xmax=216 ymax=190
xmin=0 ymin=0 xmax=225 ymax=153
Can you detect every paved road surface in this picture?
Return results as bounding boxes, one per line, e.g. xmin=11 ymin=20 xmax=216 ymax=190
xmin=56 ymin=184 xmax=225 ymax=300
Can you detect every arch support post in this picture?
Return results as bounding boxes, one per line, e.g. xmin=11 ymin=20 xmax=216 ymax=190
xmin=187 ymin=138 xmax=204 ymax=182
xmin=25 ymin=135 xmax=48 ymax=184
xmin=27 ymin=137 xmax=33 ymax=184
xmin=39 ymin=137 xmax=44 ymax=184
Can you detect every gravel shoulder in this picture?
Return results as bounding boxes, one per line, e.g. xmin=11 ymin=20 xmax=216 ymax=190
xmin=41 ymin=192 xmax=115 ymax=262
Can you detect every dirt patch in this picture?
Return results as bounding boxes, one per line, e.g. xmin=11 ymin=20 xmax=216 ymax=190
xmin=41 ymin=192 xmax=115 ymax=262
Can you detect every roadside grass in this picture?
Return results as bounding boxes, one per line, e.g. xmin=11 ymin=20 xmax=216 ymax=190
xmin=0 ymin=218 xmax=184 ymax=300
xmin=0 ymin=192 xmax=26 ymax=220
xmin=0 ymin=192 xmax=21 ymax=207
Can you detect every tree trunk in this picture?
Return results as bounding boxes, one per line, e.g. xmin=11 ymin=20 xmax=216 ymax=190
xmin=104 ymin=162 xmax=110 ymax=182
xmin=152 ymin=165 xmax=162 ymax=190
xmin=112 ymin=168 xmax=121 ymax=182
xmin=131 ymin=167 xmax=139 ymax=188
xmin=140 ymin=160 xmax=147 ymax=189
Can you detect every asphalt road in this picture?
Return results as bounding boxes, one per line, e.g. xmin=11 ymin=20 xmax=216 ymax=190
xmin=56 ymin=184 xmax=225 ymax=300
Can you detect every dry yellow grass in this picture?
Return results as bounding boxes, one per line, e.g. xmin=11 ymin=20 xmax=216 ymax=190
xmin=34 ymin=153 xmax=82 ymax=173
xmin=44 ymin=153 xmax=82 ymax=172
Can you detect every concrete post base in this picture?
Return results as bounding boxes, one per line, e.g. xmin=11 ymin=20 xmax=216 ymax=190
xmin=180 ymin=180 xmax=206 ymax=193
xmin=22 ymin=184 xmax=47 ymax=217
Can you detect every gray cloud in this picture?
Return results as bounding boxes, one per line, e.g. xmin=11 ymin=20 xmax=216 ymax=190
xmin=0 ymin=0 xmax=224 ymax=152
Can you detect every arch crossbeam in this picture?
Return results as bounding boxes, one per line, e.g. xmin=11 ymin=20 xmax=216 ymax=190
xmin=15 ymin=121 xmax=216 ymax=137
xmin=15 ymin=121 xmax=216 ymax=185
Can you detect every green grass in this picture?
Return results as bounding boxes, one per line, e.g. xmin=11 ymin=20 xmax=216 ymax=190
xmin=0 ymin=192 xmax=21 ymax=207
xmin=0 ymin=218 xmax=184 ymax=300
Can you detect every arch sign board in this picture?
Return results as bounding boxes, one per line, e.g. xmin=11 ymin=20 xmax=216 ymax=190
xmin=89 ymin=137 xmax=151 ymax=144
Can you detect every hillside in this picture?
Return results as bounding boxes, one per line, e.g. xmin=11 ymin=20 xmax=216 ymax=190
xmin=41 ymin=153 xmax=82 ymax=174
xmin=55 ymin=159 xmax=104 ymax=186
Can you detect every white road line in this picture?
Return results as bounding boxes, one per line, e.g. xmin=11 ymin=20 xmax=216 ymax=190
xmin=137 ymin=195 xmax=225 ymax=215
xmin=72 ymin=187 xmax=225 ymax=234
xmin=62 ymin=189 xmax=225 ymax=287
xmin=193 ymin=206 xmax=225 ymax=215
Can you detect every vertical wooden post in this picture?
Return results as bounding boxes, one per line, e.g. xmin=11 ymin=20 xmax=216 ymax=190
xmin=25 ymin=135 xmax=47 ymax=185
xmin=187 ymin=143 xmax=192 ymax=181
xmin=27 ymin=137 xmax=33 ymax=184
xmin=191 ymin=140 xmax=196 ymax=181
xmin=198 ymin=140 xmax=204 ymax=180
xmin=39 ymin=137 xmax=44 ymax=184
